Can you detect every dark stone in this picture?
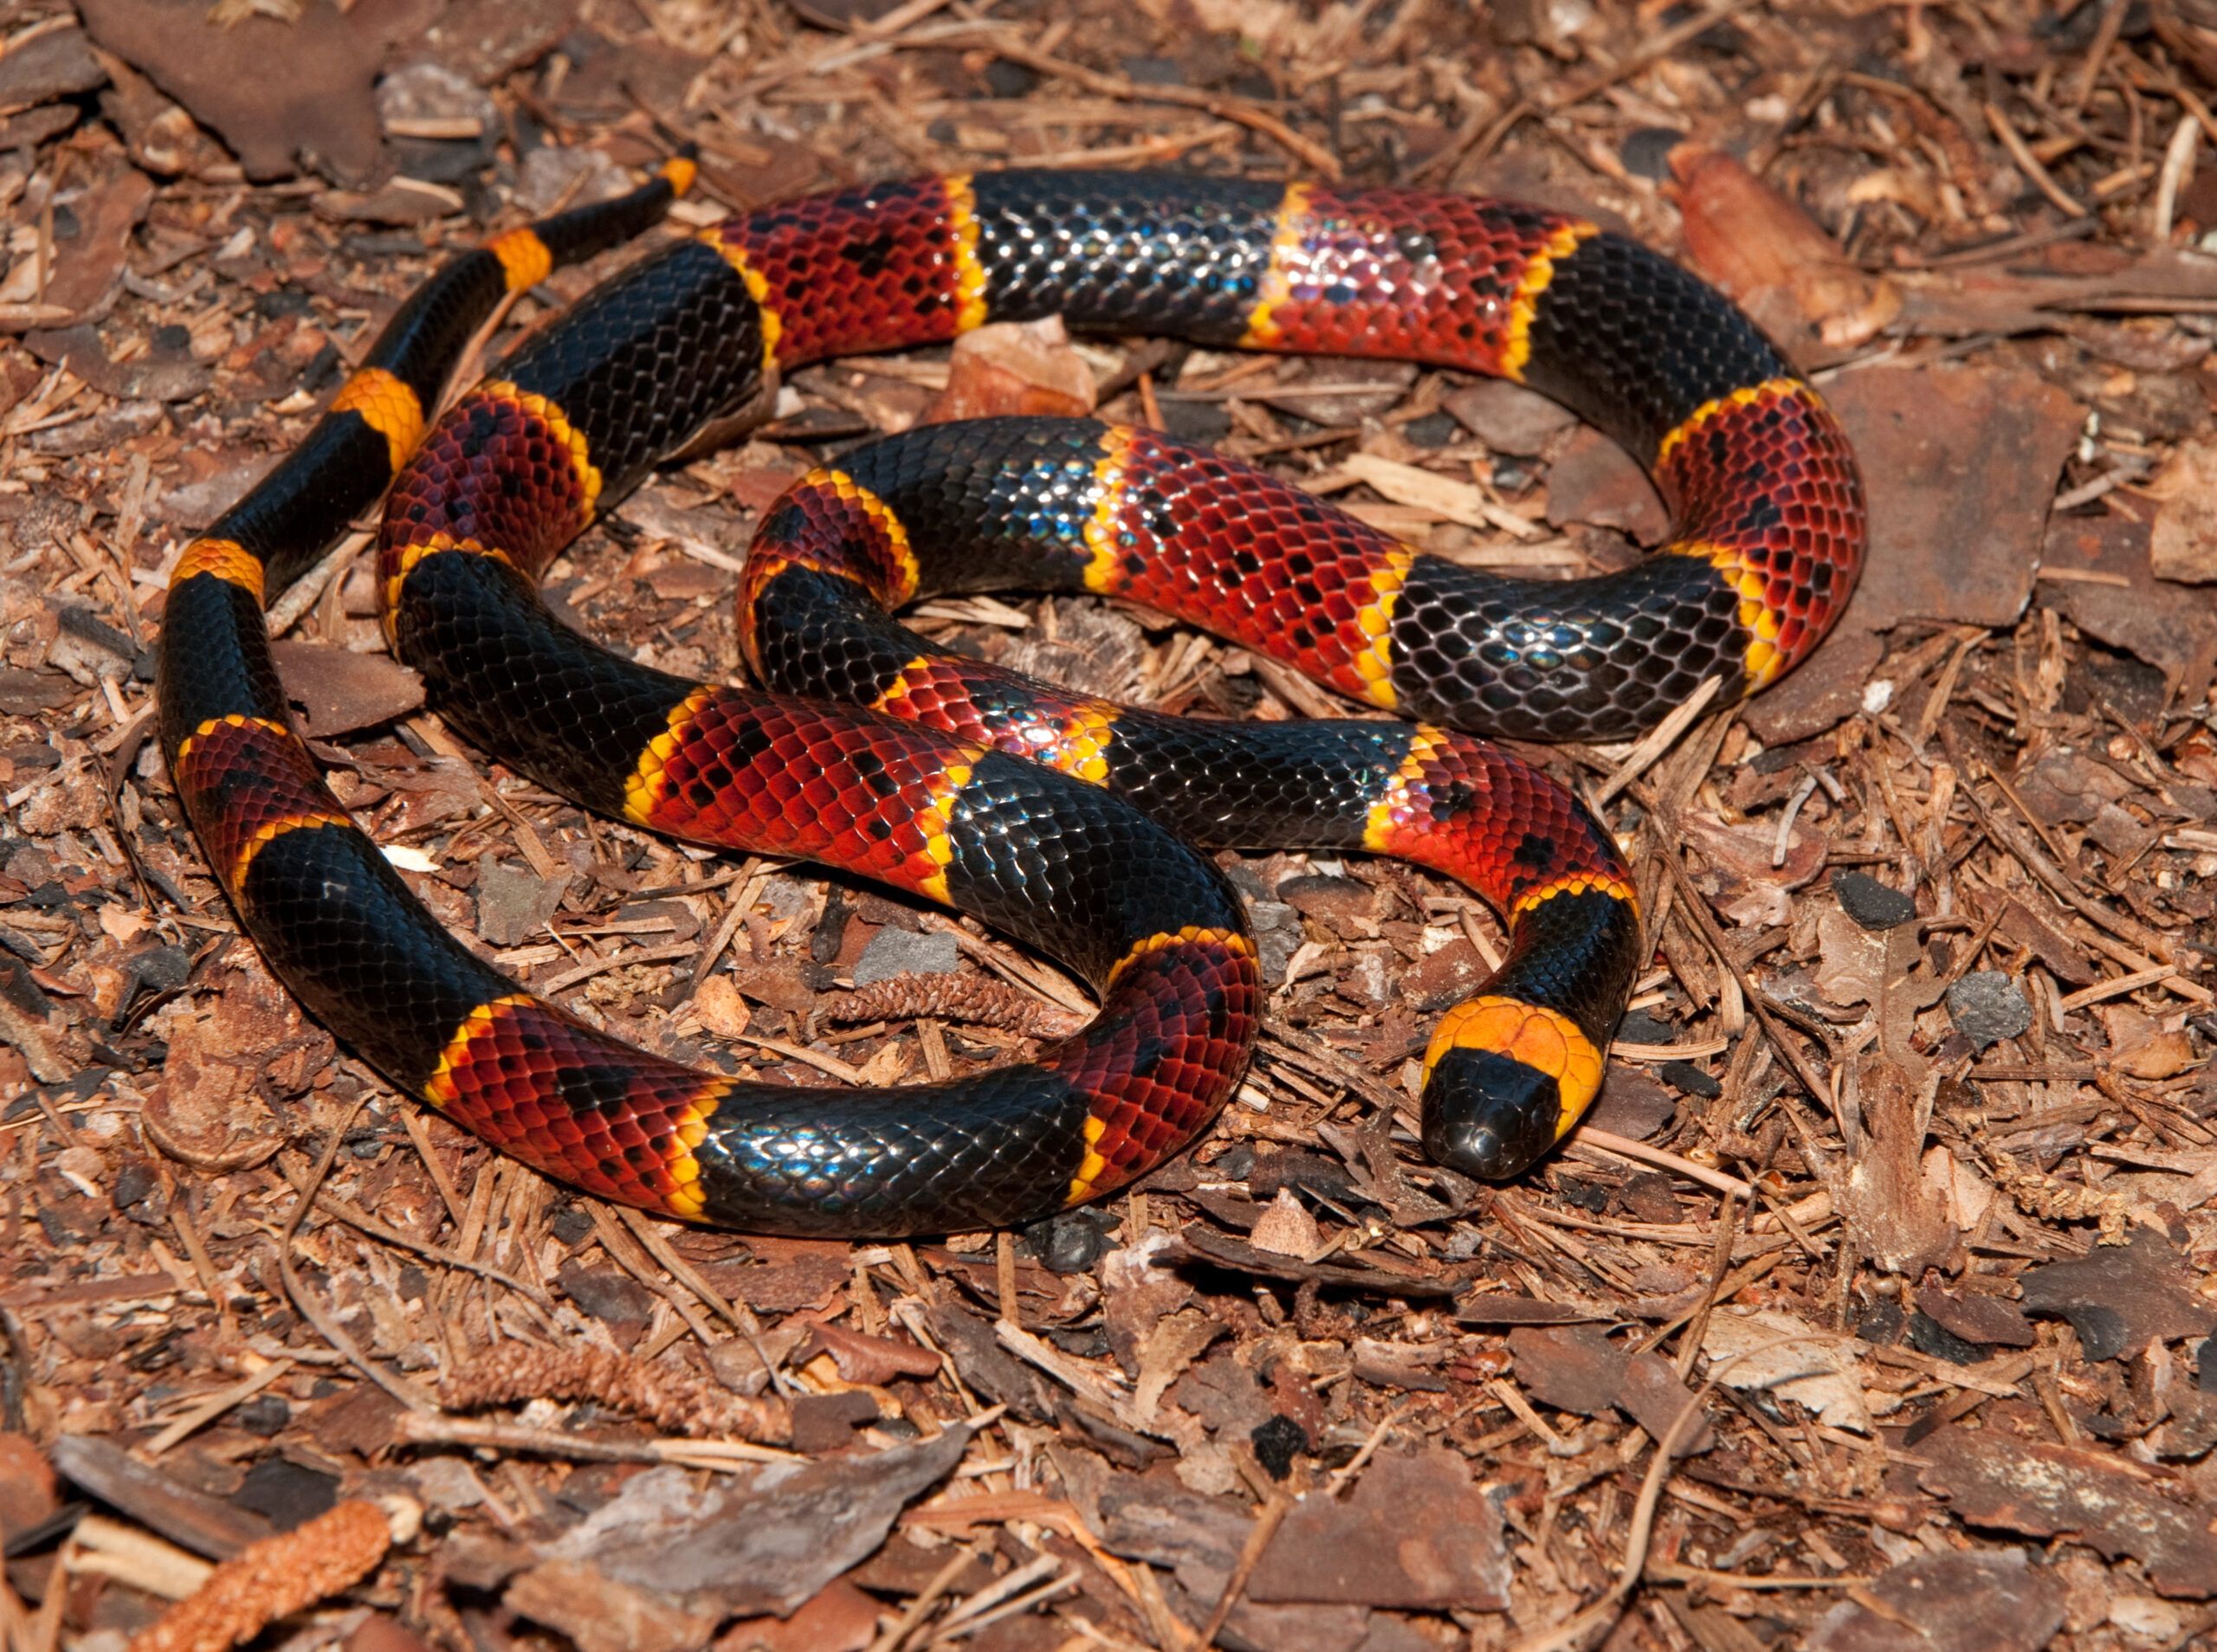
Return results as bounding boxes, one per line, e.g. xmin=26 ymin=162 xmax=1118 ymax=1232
xmin=1857 ymin=1299 xmax=1906 ymax=1346
xmin=236 ymin=1394 xmax=290 ymax=1438
xmin=1659 ymin=1061 xmax=1723 ymax=1100
xmin=1833 ymin=870 xmax=1917 ymax=930
xmin=1402 ymin=410 xmax=1458 ymax=448
xmin=546 ymin=1204 xmax=592 ymax=1247
xmin=229 ymin=1457 xmax=338 ymax=1530
xmin=1906 ymin=1311 xmax=1988 ymax=1365
xmin=1620 ymin=126 xmax=1687 ymax=180
xmin=1945 ymin=971 xmax=2032 ymax=1049
xmin=1616 ymin=1010 xmax=1677 ymax=1045
xmin=1024 ymin=1210 xmax=1115 ymax=1274
xmin=1158 ymin=398 xmax=1232 ymax=445
xmin=982 ymin=60 xmax=1037 ymax=96
xmin=1251 ymin=1414 xmax=1309 ymax=1481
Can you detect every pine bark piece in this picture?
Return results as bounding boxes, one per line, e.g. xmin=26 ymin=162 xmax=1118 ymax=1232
xmin=49 ymin=1437 xmax=274 ymax=1562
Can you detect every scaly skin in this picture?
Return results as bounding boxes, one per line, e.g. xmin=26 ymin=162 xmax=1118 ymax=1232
xmin=158 ymin=165 xmax=1866 ymax=1228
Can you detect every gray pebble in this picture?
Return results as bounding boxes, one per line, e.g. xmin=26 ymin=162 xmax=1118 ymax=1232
xmin=754 ymin=874 xmax=818 ymax=923
xmin=850 ymin=926 xmax=960 ymax=988
xmin=1945 ymin=971 xmax=2032 ymax=1049
xmin=1246 ymin=898 xmax=1302 ymax=988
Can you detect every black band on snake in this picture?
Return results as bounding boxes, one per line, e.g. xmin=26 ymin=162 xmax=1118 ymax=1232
xmin=156 ymin=158 xmax=1865 ymax=1235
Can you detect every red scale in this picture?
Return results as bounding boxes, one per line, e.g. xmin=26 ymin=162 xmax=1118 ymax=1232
xmin=436 ymin=1004 xmax=704 ymax=1208
xmin=642 ymin=699 xmax=961 ymax=903
xmin=1257 ymin=190 xmax=1560 ymax=372
xmin=719 ymin=178 xmax=970 ymax=365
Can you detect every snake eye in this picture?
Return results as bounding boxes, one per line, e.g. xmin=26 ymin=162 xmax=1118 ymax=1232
xmin=1420 ymin=1046 xmax=1564 ymax=1181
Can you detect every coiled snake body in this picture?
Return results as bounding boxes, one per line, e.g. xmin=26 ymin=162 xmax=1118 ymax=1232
xmin=158 ymin=162 xmax=1865 ymax=1235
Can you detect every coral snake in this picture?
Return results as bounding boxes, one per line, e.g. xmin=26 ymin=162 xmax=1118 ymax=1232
xmin=157 ymin=158 xmax=1865 ymax=1236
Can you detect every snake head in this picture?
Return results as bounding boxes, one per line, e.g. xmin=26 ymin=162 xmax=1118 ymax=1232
xmin=1419 ymin=1045 xmax=1567 ymax=1182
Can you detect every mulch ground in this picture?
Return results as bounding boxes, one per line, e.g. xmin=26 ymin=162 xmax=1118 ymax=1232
xmin=3 ymin=0 xmax=2217 ymax=1648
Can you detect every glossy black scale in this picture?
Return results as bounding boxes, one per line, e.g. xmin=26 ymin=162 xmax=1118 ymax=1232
xmin=692 ymin=1063 xmax=1096 ymax=1233
xmin=1521 ymin=232 xmax=1791 ymax=462
xmin=969 ymin=171 xmax=1289 ymax=342
xmin=239 ymin=824 xmax=520 ymax=1094
xmin=500 ymin=236 xmax=769 ymax=500
xmin=1386 ymin=555 xmax=1751 ymax=743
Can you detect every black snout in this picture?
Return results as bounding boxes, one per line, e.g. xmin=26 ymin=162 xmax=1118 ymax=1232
xmin=1419 ymin=1045 xmax=1564 ymax=1181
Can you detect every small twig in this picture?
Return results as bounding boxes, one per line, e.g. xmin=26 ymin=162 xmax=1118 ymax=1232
xmin=1645 ymin=1565 xmax=1868 ymax=1591
xmin=1322 ymin=1398 xmax=1418 ymax=1499
xmin=933 ymin=1555 xmax=1073 ymax=1640
xmin=984 ymin=35 xmax=1342 ymax=177
xmin=1541 ymin=0 xmax=1765 ymax=108
xmin=264 ymin=532 xmax=370 ymax=638
xmin=1570 ymin=1127 xmax=1757 ymax=1201
xmin=867 ymin=1543 xmax=986 ymax=1652
xmin=144 ymin=1359 xmax=293 ymax=1458
xmin=393 ymin=1411 xmax=798 ymax=1467
xmin=1985 ymin=102 xmax=2089 ymax=217
xmin=273 ymin=1098 xmax=436 ymax=1413
xmin=1593 ymin=677 xmax=1725 ymax=805
xmin=274 ymin=1153 xmax=554 ymax=1309
xmin=1632 ymin=1253 xmax=1785 ymax=1359
xmin=1948 ymin=749 xmax=2177 ymax=965
xmin=1645 ymin=793 xmax=1836 ymax=1109
xmin=2068 ymin=0 xmax=2128 ymax=113
xmin=1675 ymin=1193 xmax=1738 ymax=1384
xmin=1195 ymin=1484 xmax=1293 ymax=1649
xmin=586 ymin=1203 xmax=727 ymax=1354
xmin=1502 ymin=1333 xmax=1831 ymax=1652
xmin=2153 ymin=113 xmax=2201 ymax=240
xmin=614 ymin=1204 xmax=752 ymax=1337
